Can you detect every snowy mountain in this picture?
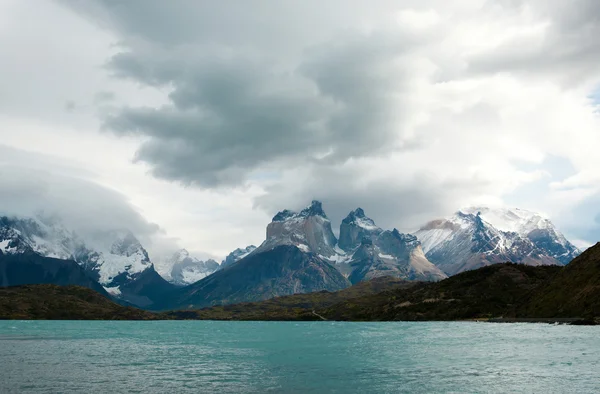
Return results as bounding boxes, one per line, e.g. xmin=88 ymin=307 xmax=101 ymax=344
xmin=0 ymin=215 xmax=174 ymax=306
xmin=414 ymin=207 xmax=581 ymax=275
xmin=158 ymin=249 xmax=220 ymax=286
xmin=220 ymin=245 xmax=257 ymax=269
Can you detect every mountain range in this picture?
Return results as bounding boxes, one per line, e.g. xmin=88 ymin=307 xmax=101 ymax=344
xmin=0 ymin=202 xmax=583 ymax=310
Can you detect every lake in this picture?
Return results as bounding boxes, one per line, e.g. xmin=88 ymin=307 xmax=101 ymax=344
xmin=0 ymin=321 xmax=598 ymax=393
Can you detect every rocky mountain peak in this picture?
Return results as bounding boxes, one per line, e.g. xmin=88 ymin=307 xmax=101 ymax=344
xmin=299 ymin=200 xmax=327 ymax=218
xmin=261 ymin=201 xmax=337 ymax=257
xmin=109 ymin=231 xmax=148 ymax=260
xmin=338 ymin=208 xmax=382 ymax=252
xmin=272 ymin=201 xmax=328 ymax=223
xmin=272 ymin=209 xmax=297 ymax=222
xmin=221 ymin=245 xmax=257 ymax=269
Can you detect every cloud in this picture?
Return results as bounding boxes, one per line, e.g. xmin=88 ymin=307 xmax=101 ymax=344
xmin=0 ymin=145 xmax=179 ymax=256
xmin=468 ymin=0 xmax=600 ymax=85
xmin=16 ymin=0 xmax=600 ymax=248
xmin=95 ymin=28 xmax=435 ymax=187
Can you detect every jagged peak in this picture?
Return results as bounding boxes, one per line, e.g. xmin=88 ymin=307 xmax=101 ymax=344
xmin=352 ymin=207 xmax=366 ymax=217
xmin=299 ymin=200 xmax=327 ymax=218
xmin=272 ymin=209 xmax=297 ymax=222
xmin=342 ymin=207 xmax=379 ymax=230
xmin=272 ymin=200 xmax=329 ymax=222
xmin=388 ymin=229 xmax=418 ymax=243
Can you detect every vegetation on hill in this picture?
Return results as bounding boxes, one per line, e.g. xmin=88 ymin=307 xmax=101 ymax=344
xmin=0 ymin=285 xmax=160 ymax=320
xmin=519 ymin=243 xmax=600 ymax=318
xmin=320 ymin=263 xmax=562 ymax=321
xmin=167 ymin=277 xmax=414 ymax=320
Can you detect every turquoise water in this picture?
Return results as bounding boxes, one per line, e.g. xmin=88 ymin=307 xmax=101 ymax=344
xmin=0 ymin=321 xmax=598 ymax=393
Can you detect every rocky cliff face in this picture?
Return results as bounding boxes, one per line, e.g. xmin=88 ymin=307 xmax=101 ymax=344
xmin=259 ymin=201 xmax=338 ymax=257
xmin=338 ymin=208 xmax=383 ymax=252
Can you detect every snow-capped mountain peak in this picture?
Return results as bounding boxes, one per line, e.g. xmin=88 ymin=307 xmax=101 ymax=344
xmin=154 ymin=248 xmax=221 ymax=286
xmin=415 ymin=206 xmax=581 ymax=275
xmin=221 ymin=245 xmax=257 ymax=269
xmin=0 ymin=215 xmax=154 ymax=287
xmin=460 ymin=206 xmax=551 ymax=235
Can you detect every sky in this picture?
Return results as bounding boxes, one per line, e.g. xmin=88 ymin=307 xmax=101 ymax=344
xmin=1 ymin=0 xmax=600 ymax=259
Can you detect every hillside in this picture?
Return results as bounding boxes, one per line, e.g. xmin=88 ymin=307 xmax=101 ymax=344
xmin=519 ymin=242 xmax=600 ymax=318
xmin=0 ymin=284 xmax=160 ymax=320
xmin=320 ymin=263 xmax=562 ymax=321
xmin=168 ymin=277 xmax=415 ymax=320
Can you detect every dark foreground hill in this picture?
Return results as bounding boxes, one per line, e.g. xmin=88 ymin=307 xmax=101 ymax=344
xmin=320 ymin=263 xmax=562 ymax=321
xmin=519 ymin=242 xmax=600 ymax=318
xmin=0 ymin=285 xmax=160 ymax=320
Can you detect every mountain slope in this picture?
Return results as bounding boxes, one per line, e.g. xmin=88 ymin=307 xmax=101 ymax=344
xmin=321 ymin=263 xmax=562 ymax=321
xmin=0 ymin=251 xmax=109 ymax=296
xmin=156 ymin=245 xmax=350 ymax=310
xmin=415 ymin=208 xmax=580 ymax=275
xmin=0 ymin=284 xmax=159 ymax=320
xmin=519 ymin=242 xmax=600 ymax=318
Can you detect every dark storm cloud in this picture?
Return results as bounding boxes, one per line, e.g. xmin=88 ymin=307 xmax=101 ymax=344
xmin=100 ymin=32 xmax=422 ymax=186
xmin=53 ymin=0 xmax=600 ymax=246
xmin=58 ymin=0 xmax=438 ymax=187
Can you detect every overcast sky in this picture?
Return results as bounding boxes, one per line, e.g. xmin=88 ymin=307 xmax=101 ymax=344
xmin=1 ymin=0 xmax=599 ymax=259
